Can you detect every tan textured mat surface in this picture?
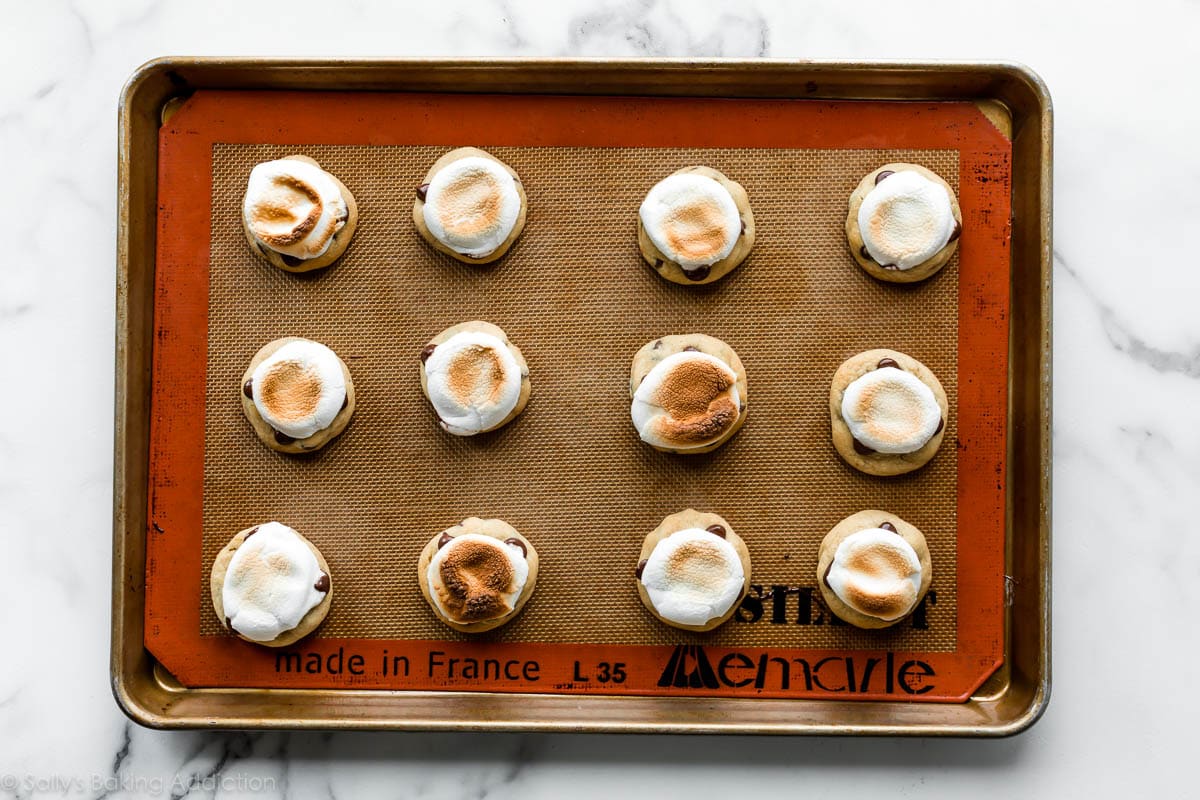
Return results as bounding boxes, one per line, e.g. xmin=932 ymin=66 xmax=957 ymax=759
xmin=201 ymin=143 xmax=958 ymax=652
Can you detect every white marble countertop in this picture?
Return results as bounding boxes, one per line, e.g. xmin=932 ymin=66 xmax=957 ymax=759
xmin=2 ymin=0 xmax=1196 ymax=796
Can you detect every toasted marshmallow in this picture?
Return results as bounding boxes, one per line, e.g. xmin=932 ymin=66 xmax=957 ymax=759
xmin=424 ymin=331 xmax=522 ymax=436
xmin=251 ymin=340 xmax=347 ymax=440
xmin=858 ymin=170 xmax=956 ymax=270
xmin=422 ymin=156 xmax=521 ymax=257
xmin=243 ymin=159 xmax=348 ymax=260
xmin=222 ymin=522 xmax=328 ymax=642
xmin=641 ymin=528 xmax=744 ymax=626
xmin=427 ymin=533 xmax=529 ymax=624
xmin=640 ymin=173 xmax=741 ymax=267
xmin=841 ymin=366 xmax=940 ymax=454
xmin=632 ymin=351 xmax=741 ymax=450
xmin=826 ymin=528 xmax=923 ymax=621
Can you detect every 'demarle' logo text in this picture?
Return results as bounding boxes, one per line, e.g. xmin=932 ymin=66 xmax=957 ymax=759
xmin=658 ymin=644 xmax=935 ymax=695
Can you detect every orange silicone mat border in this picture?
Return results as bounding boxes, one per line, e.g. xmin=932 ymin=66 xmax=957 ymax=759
xmin=145 ymin=91 xmax=1010 ymax=702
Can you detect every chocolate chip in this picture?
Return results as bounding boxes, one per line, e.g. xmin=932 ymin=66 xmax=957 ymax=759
xmin=340 ymin=394 xmax=349 ymax=412
xmin=681 ymin=265 xmax=710 ymax=281
xmin=877 ymin=358 xmax=900 ymax=370
xmin=225 ymin=616 xmax=232 ymax=628
xmin=852 ymin=438 xmax=874 ymax=455
xmin=949 ymin=220 xmax=962 ymax=242
xmin=274 ymin=430 xmax=296 ymax=445
xmin=437 ymin=532 xmax=454 ymax=549
xmin=281 ymin=254 xmax=305 ymax=268
xmin=420 ymin=343 xmax=437 ymax=362
xmin=822 ymin=561 xmax=833 ymax=588
xmin=860 ymin=245 xmax=871 ymax=259
xmin=935 ymin=417 xmax=945 ymax=434
xmin=504 ymin=537 xmax=528 ymax=557
xmin=242 ymin=380 xmax=253 ymax=399
xmin=654 ymin=258 xmax=664 ymax=269
xmin=244 ymin=526 xmax=259 ymax=538
xmin=705 ymin=525 xmax=727 ymax=538
xmin=683 ymin=345 xmax=700 ymax=352
xmin=652 ymin=339 xmax=663 ymax=350
xmin=740 ymin=219 xmax=746 ymax=234
xmin=416 ymin=183 xmax=430 ymax=201
xmin=314 ymin=573 xmax=330 ymax=592
xmin=636 ymin=559 xmax=648 ymax=579
xmin=880 ymin=522 xmax=898 ymax=532
xmin=875 ymin=170 xmax=895 ymax=185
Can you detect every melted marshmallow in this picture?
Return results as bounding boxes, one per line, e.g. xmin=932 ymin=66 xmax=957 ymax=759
xmin=222 ymin=522 xmax=328 ymax=642
xmin=826 ymin=528 xmax=923 ymax=621
xmin=639 ymin=173 xmax=742 ymax=267
xmin=841 ymin=366 xmax=940 ymax=454
xmin=427 ymin=533 xmax=529 ymax=624
xmin=243 ymin=159 xmax=347 ymax=260
xmin=631 ymin=351 xmax=741 ymax=450
xmin=422 ymin=156 xmax=521 ymax=257
xmin=251 ymin=340 xmax=347 ymax=440
xmin=858 ymin=170 xmax=956 ymax=270
xmin=424 ymin=330 xmax=522 ymax=436
xmin=641 ymin=528 xmax=744 ymax=627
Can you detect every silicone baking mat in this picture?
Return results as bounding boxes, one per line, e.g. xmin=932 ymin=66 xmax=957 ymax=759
xmin=145 ymin=92 xmax=1010 ymax=701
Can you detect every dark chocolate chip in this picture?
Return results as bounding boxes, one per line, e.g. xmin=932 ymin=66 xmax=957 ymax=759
xmin=340 ymin=394 xmax=349 ymax=412
xmin=822 ymin=561 xmax=833 ymax=588
xmin=935 ymin=417 xmax=945 ymax=435
xmin=274 ymin=430 xmax=296 ymax=445
xmin=242 ymin=380 xmax=253 ymax=399
xmin=654 ymin=258 xmax=664 ymax=269
xmin=504 ymin=537 xmax=528 ymax=557
xmin=281 ymin=254 xmax=305 ymax=268
xmin=420 ymin=343 xmax=437 ymax=362
xmin=244 ymin=526 xmax=259 ymax=538
xmin=416 ymin=183 xmax=430 ymax=201
xmin=225 ymin=616 xmax=232 ymax=628
xmin=437 ymin=532 xmax=454 ymax=549
xmin=880 ymin=522 xmax=898 ymax=532
xmin=740 ymin=219 xmax=746 ymax=234
xmin=652 ymin=339 xmax=663 ymax=350
xmin=705 ymin=524 xmax=727 ymax=538
xmin=875 ymin=170 xmax=895 ymax=185
xmin=852 ymin=438 xmax=875 ymax=455
xmin=314 ymin=573 xmax=330 ymax=592
xmin=681 ymin=264 xmax=710 ymax=281
xmin=860 ymin=245 xmax=871 ymax=259
xmin=636 ymin=559 xmax=648 ymax=579
xmin=877 ymin=358 xmax=900 ymax=370
xmin=949 ymin=221 xmax=962 ymax=242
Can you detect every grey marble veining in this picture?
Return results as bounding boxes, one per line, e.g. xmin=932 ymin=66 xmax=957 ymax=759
xmin=3 ymin=0 xmax=1200 ymax=796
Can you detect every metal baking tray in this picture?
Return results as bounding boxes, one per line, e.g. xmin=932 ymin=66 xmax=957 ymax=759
xmin=113 ymin=58 xmax=1051 ymax=734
